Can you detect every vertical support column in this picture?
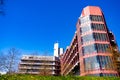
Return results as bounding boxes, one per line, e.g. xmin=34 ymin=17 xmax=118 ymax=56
xmin=76 ymin=20 xmax=85 ymax=76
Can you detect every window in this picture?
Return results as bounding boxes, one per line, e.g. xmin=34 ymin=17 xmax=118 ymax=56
xmin=91 ymin=23 xmax=105 ymax=31
xmin=84 ymin=56 xmax=115 ymax=72
xmin=90 ymin=15 xmax=103 ymax=22
xmin=82 ymin=44 xmax=97 ymax=55
xmin=80 ymin=26 xmax=91 ymax=34
xmin=93 ymin=33 xmax=108 ymax=41
xmin=80 ymin=23 xmax=106 ymax=35
xmin=81 ymin=33 xmax=94 ymax=44
xmin=95 ymin=44 xmax=109 ymax=53
xmin=84 ymin=56 xmax=99 ymax=71
xmin=82 ymin=44 xmax=109 ymax=55
xmin=97 ymin=56 xmax=114 ymax=70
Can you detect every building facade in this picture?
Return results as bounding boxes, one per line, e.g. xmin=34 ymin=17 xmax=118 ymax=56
xmin=19 ymin=55 xmax=60 ymax=75
xmin=61 ymin=6 xmax=119 ymax=76
xmin=54 ymin=43 xmax=64 ymax=57
xmin=54 ymin=43 xmax=59 ymax=57
xmin=60 ymin=32 xmax=80 ymax=75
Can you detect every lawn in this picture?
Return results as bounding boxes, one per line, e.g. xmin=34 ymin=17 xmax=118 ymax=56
xmin=0 ymin=74 xmax=120 ymax=80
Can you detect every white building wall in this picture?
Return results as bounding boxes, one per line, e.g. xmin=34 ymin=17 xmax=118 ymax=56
xmin=54 ymin=43 xmax=59 ymax=57
xmin=60 ymin=48 xmax=64 ymax=55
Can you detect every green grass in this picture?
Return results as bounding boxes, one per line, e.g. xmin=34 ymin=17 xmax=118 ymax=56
xmin=0 ymin=74 xmax=120 ymax=80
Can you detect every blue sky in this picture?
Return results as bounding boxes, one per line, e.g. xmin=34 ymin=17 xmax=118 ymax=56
xmin=0 ymin=0 xmax=120 ymax=56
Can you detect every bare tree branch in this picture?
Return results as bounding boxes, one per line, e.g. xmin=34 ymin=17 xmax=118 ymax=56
xmin=0 ymin=48 xmax=21 ymax=74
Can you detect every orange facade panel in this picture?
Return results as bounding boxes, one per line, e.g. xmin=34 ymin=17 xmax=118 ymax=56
xmin=81 ymin=6 xmax=102 ymax=17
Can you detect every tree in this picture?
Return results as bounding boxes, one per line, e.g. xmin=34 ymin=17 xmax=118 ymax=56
xmin=107 ymin=45 xmax=120 ymax=75
xmin=0 ymin=48 xmax=20 ymax=74
xmin=0 ymin=52 xmax=6 ymax=71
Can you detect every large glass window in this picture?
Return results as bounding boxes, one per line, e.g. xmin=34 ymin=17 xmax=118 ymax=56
xmin=84 ymin=56 xmax=99 ymax=71
xmin=84 ymin=56 xmax=114 ymax=72
xmin=93 ymin=33 xmax=108 ymax=41
xmin=81 ymin=34 xmax=94 ymax=44
xmin=80 ymin=26 xmax=91 ymax=34
xmin=97 ymin=56 xmax=114 ymax=70
xmin=82 ymin=44 xmax=109 ymax=55
xmin=81 ymin=33 xmax=108 ymax=44
xmin=91 ymin=23 xmax=105 ymax=31
xmin=95 ymin=44 xmax=109 ymax=53
xmin=80 ymin=23 xmax=106 ymax=35
xmin=90 ymin=15 xmax=103 ymax=22
xmin=82 ymin=44 xmax=97 ymax=55
xmin=81 ymin=15 xmax=103 ymax=23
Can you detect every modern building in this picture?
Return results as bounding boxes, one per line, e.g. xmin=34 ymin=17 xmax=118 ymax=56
xmin=60 ymin=6 xmax=119 ymax=76
xmin=18 ymin=43 xmax=63 ymax=75
xmin=60 ymin=32 xmax=79 ymax=75
xmin=18 ymin=55 xmax=60 ymax=75
xmin=54 ymin=42 xmax=64 ymax=57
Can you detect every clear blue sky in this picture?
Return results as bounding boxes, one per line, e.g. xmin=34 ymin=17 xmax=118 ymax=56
xmin=0 ymin=0 xmax=120 ymax=56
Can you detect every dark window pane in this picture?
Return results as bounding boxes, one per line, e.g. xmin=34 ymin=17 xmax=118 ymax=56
xmin=95 ymin=44 xmax=109 ymax=53
xmin=91 ymin=23 xmax=105 ymax=31
xmin=90 ymin=15 xmax=103 ymax=22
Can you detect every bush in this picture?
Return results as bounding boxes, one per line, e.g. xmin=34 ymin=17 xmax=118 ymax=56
xmin=0 ymin=74 xmax=120 ymax=80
